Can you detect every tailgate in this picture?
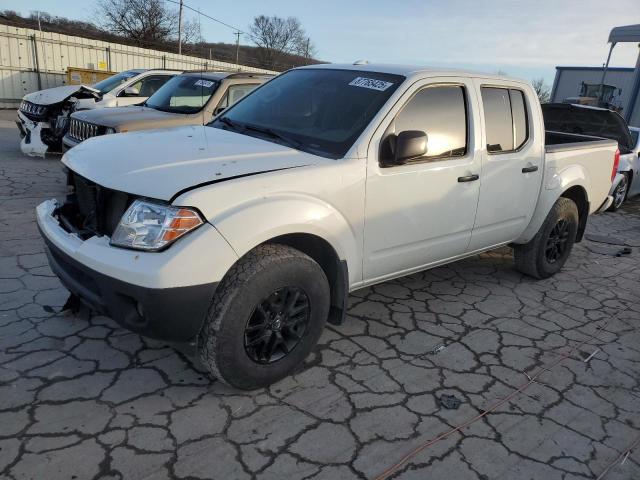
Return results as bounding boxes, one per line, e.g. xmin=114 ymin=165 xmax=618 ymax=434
xmin=545 ymin=139 xmax=617 ymax=214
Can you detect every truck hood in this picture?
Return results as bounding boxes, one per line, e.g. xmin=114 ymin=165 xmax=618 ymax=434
xmin=62 ymin=125 xmax=324 ymax=201
xmin=23 ymin=85 xmax=101 ymax=106
xmin=71 ymin=105 xmax=196 ymax=130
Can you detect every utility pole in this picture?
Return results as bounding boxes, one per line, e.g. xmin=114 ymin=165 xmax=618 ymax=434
xmin=235 ymin=31 xmax=241 ymax=71
xmin=178 ymin=0 xmax=183 ymax=55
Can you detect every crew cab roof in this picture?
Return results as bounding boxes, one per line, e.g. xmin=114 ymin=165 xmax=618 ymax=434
xmin=295 ymin=63 xmax=528 ymax=83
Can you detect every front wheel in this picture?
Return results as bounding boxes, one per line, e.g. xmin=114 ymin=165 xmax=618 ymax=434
xmin=198 ymin=244 xmax=330 ymax=390
xmin=514 ymin=197 xmax=579 ymax=279
xmin=607 ymin=173 xmax=629 ymax=212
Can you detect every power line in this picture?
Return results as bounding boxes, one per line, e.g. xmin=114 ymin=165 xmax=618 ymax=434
xmin=164 ymin=0 xmax=245 ymax=35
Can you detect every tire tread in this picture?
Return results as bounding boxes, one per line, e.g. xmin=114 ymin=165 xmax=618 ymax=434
xmin=197 ymin=243 xmax=323 ymax=387
xmin=514 ymin=197 xmax=578 ymax=279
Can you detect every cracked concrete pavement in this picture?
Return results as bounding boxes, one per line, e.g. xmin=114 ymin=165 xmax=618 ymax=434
xmin=1 ymin=109 xmax=639 ymax=480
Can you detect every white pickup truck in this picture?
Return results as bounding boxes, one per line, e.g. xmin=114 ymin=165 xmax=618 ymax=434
xmin=37 ymin=64 xmax=617 ymax=390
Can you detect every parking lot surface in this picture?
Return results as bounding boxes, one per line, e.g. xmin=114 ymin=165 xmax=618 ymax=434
xmin=1 ymin=109 xmax=639 ymax=480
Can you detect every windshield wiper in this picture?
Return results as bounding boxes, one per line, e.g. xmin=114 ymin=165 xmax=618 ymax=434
xmin=218 ymin=116 xmax=244 ymax=131
xmin=242 ymin=123 xmax=302 ymax=149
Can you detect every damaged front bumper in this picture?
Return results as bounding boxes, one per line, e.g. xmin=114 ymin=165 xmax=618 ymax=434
xmin=36 ymin=199 xmax=234 ymax=342
xmin=16 ymin=110 xmax=54 ymax=158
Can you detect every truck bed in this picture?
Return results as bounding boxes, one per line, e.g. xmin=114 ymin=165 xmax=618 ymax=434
xmin=545 ymin=130 xmax=617 ymax=153
xmin=544 ymin=130 xmax=617 ymax=214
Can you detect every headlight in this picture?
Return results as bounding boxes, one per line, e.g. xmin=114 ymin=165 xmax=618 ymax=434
xmin=110 ymin=200 xmax=204 ymax=251
xmin=105 ymin=127 xmax=116 ymax=134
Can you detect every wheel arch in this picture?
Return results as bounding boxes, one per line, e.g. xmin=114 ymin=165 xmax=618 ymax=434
xmin=266 ymin=233 xmax=349 ymax=325
xmin=560 ymin=185 xmax=589 ymax=242
xmin=516 ymin=178 xmax=591 ymax=245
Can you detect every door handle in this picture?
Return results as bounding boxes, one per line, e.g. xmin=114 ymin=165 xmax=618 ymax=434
xmin=522 ymin=165 xmax=539 ymax=173
xmin=458 ymin=174 xmax=479 ymax=182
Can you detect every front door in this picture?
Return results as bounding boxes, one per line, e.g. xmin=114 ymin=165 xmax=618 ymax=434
xmin=363 ymin=79 xmax=482 ymax=282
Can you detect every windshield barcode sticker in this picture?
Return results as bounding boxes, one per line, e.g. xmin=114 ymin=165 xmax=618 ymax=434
xmin=349 ymin=77 xmax=394 ymax=91
xmin=194 ymin=79 xmax=215 ymax=88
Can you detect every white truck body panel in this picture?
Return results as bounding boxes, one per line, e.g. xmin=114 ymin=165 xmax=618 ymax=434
xmin=63 ymin=126 xmax=326 ymax=201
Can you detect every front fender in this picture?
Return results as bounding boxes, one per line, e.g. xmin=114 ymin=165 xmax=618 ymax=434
xmin=207 ymin=194 xmax=360 ymax=285
xmin=515 ymin=164 xmax=591 ymax=244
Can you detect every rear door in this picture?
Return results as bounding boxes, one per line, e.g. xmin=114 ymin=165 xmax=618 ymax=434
xmin=363 ymin=77 xmax=482 ymax=282
xmin=467 ymin=81 xmax=542 ymax=251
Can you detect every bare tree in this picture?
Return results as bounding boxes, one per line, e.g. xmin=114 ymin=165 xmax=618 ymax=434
xmin=29 ymin=11 xmax=52 ymax=23
xmin=182 ymin=17 xmax=202 ymax=44
xmin=531 ymin=77 xmax=551 ymax=104
xmin=296 ymin=36 xmax=317 ymax=61
xmin=248 ymin=15 xmax=308 ymax=68
xmin=97 ymin=0 xmax=177 ymax=43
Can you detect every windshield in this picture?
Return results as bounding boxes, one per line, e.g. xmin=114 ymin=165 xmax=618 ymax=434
xmin=145 ymin=75 xmax=220 ymax=114
xmin=92 ymin=70 xmax=140 ymax=94
xmin=211 ymin=69 xmax=405 ymax=158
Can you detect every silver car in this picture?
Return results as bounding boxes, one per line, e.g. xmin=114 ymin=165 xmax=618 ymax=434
xmin=618 ymin=126 xmax=640 ymax=202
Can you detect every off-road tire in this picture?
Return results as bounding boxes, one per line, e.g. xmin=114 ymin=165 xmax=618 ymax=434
xmin=514 ymin=197 xmax=579 ymax=279
xmin=198 ymin=243 xmax=330 ymax=390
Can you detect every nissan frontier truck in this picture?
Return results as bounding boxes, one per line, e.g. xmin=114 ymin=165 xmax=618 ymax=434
xmin=37 ymin=64 xmax=617 ymax=390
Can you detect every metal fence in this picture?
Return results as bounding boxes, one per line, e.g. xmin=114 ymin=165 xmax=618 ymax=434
xmin=0 ymin=24 xmax=275 ymax=108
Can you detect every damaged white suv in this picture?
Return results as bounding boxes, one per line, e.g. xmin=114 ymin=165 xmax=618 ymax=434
xmin=38 ymin=64 xmax=616 ymax=390
xmin=16 ymin=69 xmax=178 ymax=157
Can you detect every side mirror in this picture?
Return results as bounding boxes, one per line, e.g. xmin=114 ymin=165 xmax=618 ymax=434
xmin=395 ymin=130 xmax=428 ymax=164
xmin=123 ymin=86 xmax=140 ymax=97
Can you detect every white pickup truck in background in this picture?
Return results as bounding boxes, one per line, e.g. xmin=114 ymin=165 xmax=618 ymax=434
xmin=37 ymin=64 xmax=617 ymax=389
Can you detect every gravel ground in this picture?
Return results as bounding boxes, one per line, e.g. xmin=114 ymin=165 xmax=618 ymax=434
xmin=1 ymin=109 xmax=639 ymax=480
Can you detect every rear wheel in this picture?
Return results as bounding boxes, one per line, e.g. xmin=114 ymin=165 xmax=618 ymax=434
xmin=514 ymin=197 xmax=579 ymax=279
xmin=198 ymin=243 xmax=330 ymax=390
xmin=607 ymin=173 xmax=629 ymax=212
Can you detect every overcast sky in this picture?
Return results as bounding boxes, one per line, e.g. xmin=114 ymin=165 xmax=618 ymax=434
xmin=4 ymin=0 xmax=640 ymax=85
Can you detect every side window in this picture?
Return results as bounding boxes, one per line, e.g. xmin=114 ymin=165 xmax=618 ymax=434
xmin=216 ymin=84 xmax=259 ymax=112
xmin=127 ymin=75 xmax=173 ymax=97
xmin=481 ymin=87 xmax=529 ymax=153
xmin=510 ymin=90 xmax=528 ymax=149
xmin=381 ymin=85 xmax=467 ymax=165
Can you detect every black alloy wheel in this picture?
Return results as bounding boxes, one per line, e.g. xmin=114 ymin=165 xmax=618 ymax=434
xmin=244 ymin=286 xmax=310 ymax=364
xmin=545 ymin=219 xmax=570 ymax=264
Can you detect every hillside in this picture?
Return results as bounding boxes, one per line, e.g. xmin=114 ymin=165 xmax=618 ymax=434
xmin=0 ymin=10 xmax=321 ymax=72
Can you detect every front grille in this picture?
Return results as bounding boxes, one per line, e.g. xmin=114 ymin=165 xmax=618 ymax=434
xmin=19 ymin=100 xmax=47 ymax=119
xmin=68 ymin=118 xmax=102 ymax=142
xmin=55 ymin=171 xmax=133 ymax=239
